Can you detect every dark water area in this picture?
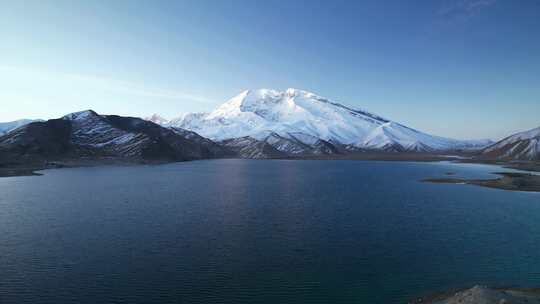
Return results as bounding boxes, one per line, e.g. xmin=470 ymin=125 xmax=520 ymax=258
xmin=1 ymin=160 xmax=539 ymax=303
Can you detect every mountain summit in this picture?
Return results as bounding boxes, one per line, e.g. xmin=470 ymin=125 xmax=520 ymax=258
xmin=166 ymin=88 xmax=491 ymax=152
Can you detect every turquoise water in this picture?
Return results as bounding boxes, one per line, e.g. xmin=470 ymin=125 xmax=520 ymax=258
xmin=0 ymin=160 xmax=539 ymax=303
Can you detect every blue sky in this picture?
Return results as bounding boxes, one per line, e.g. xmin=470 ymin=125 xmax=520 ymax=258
xmin=1 ymin=0 xmax=539 ymax=140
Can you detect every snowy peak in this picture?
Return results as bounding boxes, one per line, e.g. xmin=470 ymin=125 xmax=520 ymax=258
xmin=206 ymin=88 xmax=389 ymax=126
xmin=206 ymin=89 xmax=250 ymax=118
xmin=144 ymin=114 xmax=169 ymax=125
xmin=207 ymin=89 xmax=307 ymax=122
xmin=166 ymin=88 xmax=491 ymax=152
xmin=169 ymin=88 xmax=393 ymax=143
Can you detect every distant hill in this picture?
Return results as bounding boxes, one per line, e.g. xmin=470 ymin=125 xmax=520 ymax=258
xmin=481 ymin=126 xmax=540 ymax=161
xmin=0 ymin=119 xmax=40 ymax=135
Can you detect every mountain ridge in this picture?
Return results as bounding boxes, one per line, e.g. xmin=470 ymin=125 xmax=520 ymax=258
xmin=481 ymin=126 xmax=540 ymax=161
xmin=0 ymin=110 xmax=231 ymax=166
xmin=0 ymin=119 xmax=41 ymax=135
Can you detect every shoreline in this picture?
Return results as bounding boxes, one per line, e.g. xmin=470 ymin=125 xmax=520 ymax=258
xmin=2 ymin=156 xmax=539 ymax=193
xmin=0 ymin=154 xmax=453 ymax=178
xmin=0 ymin=158 xmax=179 ymax=178
xmin=0 ymin=167 xmax=44 ymax=177
xmin=411 ymin=285 xmax=540 ymax=303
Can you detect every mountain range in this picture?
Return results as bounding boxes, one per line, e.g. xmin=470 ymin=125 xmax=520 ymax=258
xmin=0 ymin=88 xmax=538 ymax=164
xmin=0 ymin=110 xmax=230 ymax=166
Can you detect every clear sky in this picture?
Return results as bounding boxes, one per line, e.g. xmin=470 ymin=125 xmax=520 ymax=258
xmin=1 ymin=0 xmax=539 ymax=140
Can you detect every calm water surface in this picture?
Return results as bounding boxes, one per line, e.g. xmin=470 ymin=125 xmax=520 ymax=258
xmin=1 ymin=160 xmax=539 ymax=303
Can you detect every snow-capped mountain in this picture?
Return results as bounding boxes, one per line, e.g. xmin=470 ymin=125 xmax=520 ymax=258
xmin=166 ymin=88 xmax=491 ymax=152
xmin=0 ymin=119 xmax=40 ymax=135
xmin=482 ymin=126 xmax=540 ymax=161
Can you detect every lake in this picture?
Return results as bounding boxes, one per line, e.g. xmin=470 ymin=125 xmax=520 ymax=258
xmin=1 ymin=159 xmax=539 ymax=303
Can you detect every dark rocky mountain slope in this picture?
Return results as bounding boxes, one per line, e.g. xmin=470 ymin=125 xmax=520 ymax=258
xmin=0 ymin=110 xmax=231 ymax=167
